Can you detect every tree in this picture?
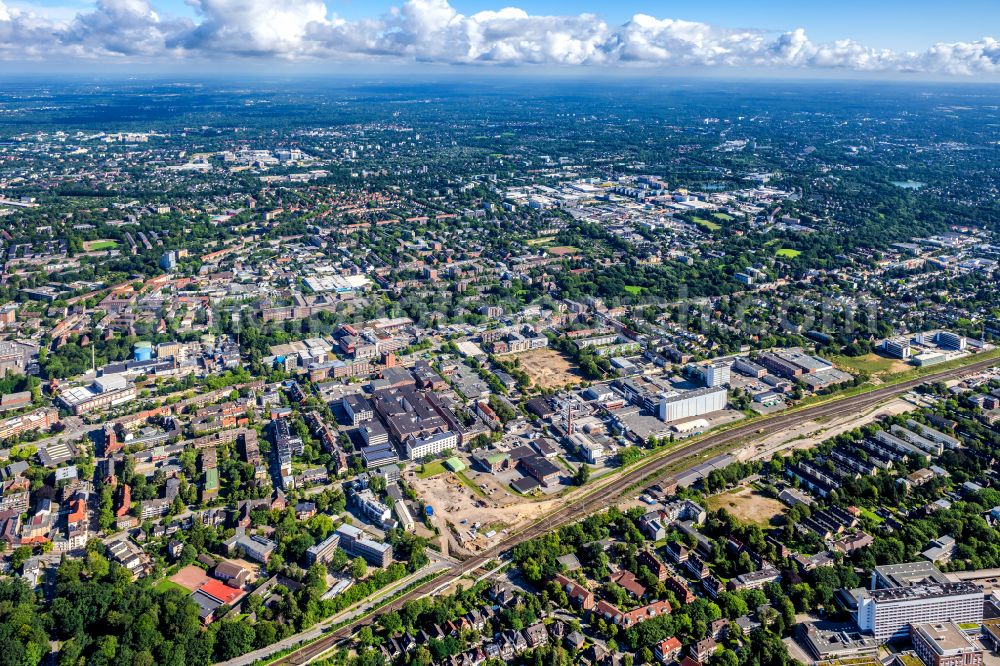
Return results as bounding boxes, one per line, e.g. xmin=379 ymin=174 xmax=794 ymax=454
xmin=573 ymin=464 xmax=591 ymax=486
xmin=714 ymin=648 xmax=739 ymax=666
xmin=306 ymin=563 xmax=327 ymax=592
xmin=357 ymin=626 xmax=377 ymax=648
xmin=9 ymin=546 xmax=31 ymax=570
xmin=215 ymin=620 xmax=256 ymax=661
xmin=379 ymin=611 xmax=404 ymax=635
xmin=85 ymin=551 xmax=110 ymax=578
xmin=350 ymin=556 xmax=368 ymax=580
xmin=716 ymin=591 xmax=749 ymax=619
xmin=330 ymin=547 xmax=349 ymax=570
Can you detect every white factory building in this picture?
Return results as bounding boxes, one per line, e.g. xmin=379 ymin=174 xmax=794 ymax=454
xmin=658 ymin=387 xmax=728 ymax=423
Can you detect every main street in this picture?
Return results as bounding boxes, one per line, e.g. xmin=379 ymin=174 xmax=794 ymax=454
xmin=263 ymin=356 xmax=998 ymax=665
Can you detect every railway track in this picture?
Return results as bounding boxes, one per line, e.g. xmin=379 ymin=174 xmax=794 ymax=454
xmin=272 ymin=356 xmax=997 ymax=665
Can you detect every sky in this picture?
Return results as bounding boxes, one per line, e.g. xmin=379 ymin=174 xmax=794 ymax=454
xmin=1 ymin=0 xmax=999 ymax=78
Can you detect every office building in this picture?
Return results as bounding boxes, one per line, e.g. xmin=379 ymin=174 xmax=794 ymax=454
xmin=360 ymin=420 xmax=389 ymax=447
xmin=935 ymin=331 xmax=967 ymax=351
xmin=701 ymin=363 xmax=731 ymax=388
xmin=336 ymin=524 xmax=392 ymax=567
xmin=882 ymin=338 xmax=912 ymax=360
xmin=404 ymin=429 xmax=457 ymax=460
xmin=305 ymin=532 xmax=342 ymax=565
xmin=856 ymin=579 xmax=982 ymax=642
xmin=911 ymin=622 xmax=983 ymax=666
xmin=343 ymin=394 xmax=374 ymax=426
xmin=360 ymin=441 xmax=398 ymax=468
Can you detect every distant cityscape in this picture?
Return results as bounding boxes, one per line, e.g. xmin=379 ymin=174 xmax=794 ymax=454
xmin=0 ymin=78 xmax=999 ymax=666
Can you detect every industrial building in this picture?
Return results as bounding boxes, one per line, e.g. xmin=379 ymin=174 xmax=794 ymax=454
xmin=659 ymin=387 xmax=727 ymax=422
xmin=57 ymin=375 xmax=137 ymax=415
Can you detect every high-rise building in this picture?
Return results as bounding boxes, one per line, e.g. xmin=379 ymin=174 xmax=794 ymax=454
xmin=855 ymin=563 xmax=982 ymax=642
xmin=702 ymin=363 xmax=731 ymax=387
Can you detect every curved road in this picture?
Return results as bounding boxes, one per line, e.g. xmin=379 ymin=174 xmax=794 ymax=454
xmin=271 ymin=356 xmax=997 ymax=665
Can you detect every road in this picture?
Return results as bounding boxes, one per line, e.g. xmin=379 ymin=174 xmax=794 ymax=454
xmin=263 ymin=356 xmax=998 ymax=666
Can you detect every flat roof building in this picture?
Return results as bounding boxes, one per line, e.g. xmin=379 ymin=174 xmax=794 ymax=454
xmin=305 ymin=532 xmax=342 ymax=565
xmin=659 ymin=386 xmax=727 ymax=423
xmin=910 ymin=622 xmax=983 ymax=666
xmin=856 ymin=580 xmax=982 ymax=642
xmin=873 ymin=562 xmax=951 ymax=589
xmin=336 ymin=524 xmax=392 ymax=567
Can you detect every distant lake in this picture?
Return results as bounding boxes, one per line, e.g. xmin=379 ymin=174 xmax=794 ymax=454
xmin=891 ymin=180 xmax=926 ymax=190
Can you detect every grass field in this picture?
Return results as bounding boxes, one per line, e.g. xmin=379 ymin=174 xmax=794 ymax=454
xmin=692 ymin=217 xmax=721 ymax=231
xmin=546 ymin=245 xmax=580 ymax=256
xmin=84 ymin=239 xmax=119 ymax=251
xmin=829 ymin=353 xmax=909 ymax=377
xmin=859 ymin=508 xmax=883 ymax=525
xmin=713 ymin=212 xmax=734 ymax=222
xmin=776 ymin=248 xmax=802 ymax=258
xmin=154 ymin=579 xmax=189 ymax=595
xmin=417 ymin=461 xmax=447 ymax=478
xmin=707 ymin=487 xmax=785 ymax=527
xmin=624 ymin=285 xmax=643 ymax=296
xmin=526 ymin=236 xmax=555 ymax=246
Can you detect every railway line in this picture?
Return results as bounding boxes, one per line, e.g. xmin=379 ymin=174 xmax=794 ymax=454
xmin=272 ymin=356 xmax=998 ymax=665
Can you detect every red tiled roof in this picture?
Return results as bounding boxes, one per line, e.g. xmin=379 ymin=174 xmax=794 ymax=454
xmin=67 ymin=499 xmax=87 ymax=524
xmin=661 ymin=637 xmax=682 ymax=652
xmin=198 ymin=579 xmax=245 ymax=605
xmin=622 ymin=599 xmax=672 ymax=626
xmin=612 ymin=570 xmax=647 ymax=598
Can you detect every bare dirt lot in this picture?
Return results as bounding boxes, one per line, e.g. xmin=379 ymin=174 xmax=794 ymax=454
xmin=170 ymin=564 xmax=209 ymax=591
xmin=739 ymin=395 xmax=914 ymax=462
xmin=707 ymin=487 xmax=786 ymax=527
xmin=407 ymin=465 xmax=562 ymax=556
xmin=504 ymin=348 xmax=584 ymax=389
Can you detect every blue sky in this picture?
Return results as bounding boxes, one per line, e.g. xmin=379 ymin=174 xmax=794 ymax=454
xmin=3 ymin=0 xmax=999 ymax=77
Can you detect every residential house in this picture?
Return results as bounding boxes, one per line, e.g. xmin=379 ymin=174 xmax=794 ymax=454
xmin=655 ymin=637 xmax=683 ymax=664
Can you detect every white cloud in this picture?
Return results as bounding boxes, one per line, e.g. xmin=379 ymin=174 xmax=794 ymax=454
xmin=0 ymin=0 xmax=997 ymax=77
xmin=62 ymin=0 xmax=187 ymax=57
xmin=180 ymin=0 xmax=328 ymax=56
